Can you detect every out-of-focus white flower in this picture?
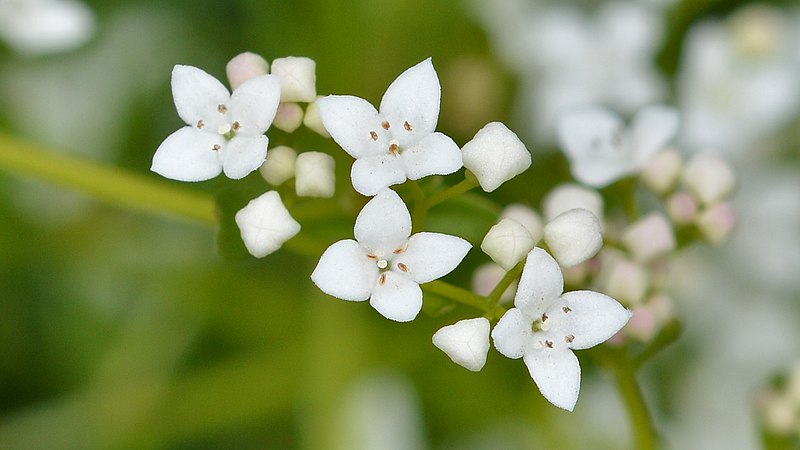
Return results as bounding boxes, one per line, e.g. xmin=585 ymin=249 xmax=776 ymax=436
xmin=682 ymin=152 xmax=736 ymax=205
xmin=151 ymin=65 xmax=281 ymax=181
xmin=471 ymin=262 xmax=516 ymax=303
xmin=623 ymin=213 xmax=676 ymax=263
xmin=543 ymin=208 xmax=603 ymax=267
xmin=303 ymin=96 xmax=330 ymax=137
xmin=491 ymin=247 xmax=630 ymax=411
xmin=317 ymin=59 xmax=462 ymax=196
xmin=542 ymin=183 xmax=604 ymax=224
xmin=696 ymin=202 xmax=736 ymax=245
xmin=666 ymin=191 xmax=699 ymax=225
xmin=311 ymin=189 xmax=471 ymax=322
xmin=558 ymin=105 xmax=679 ymax=187
xmin=295 ymin=151 xmax=335 ymax=198
xmin=226 ymin=52 xmax=269 ymax=90
xmin=273 ymin=102 xmax=304 ymax=133
xmin=259 ymin=145 xmax=297 ymax=186
xmin=0 ymin=0 xmax=95 ymax=56
xmin=481 ymin=218 xmax=536 ymax=271
xmin=235 ymin=191 xmax=301 ymax=258
xmin=432 ymin=317 xmax=491 ymax=371
xmin=640 ymin=148 xmax=683 ymax=194
xmin=461 ymin=121 xmax=532 ymax=192
xmin=270 ymin=56 xmax=317 ymax=103
xmin=500 ymin=204 xmax=544 ymax=243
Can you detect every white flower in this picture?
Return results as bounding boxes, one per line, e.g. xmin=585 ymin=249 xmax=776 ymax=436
xmin=317 ymin=59 xmax=462 ymax=196
xmin=557 ymin=105 xmax=679 ymax=187
xmin=0 ymin=0 xmax=95 ymax=56
xmin=295 ymin=151 xmax=335 ymax=198
xmin=481 ymin=218 xmax=536 ymax=271
xmin=542 ymin=208 xmax=603 ymax=267
xmin=151 ymin=65 xmax=281 ymax=182
xmin=432 ymin=318 xmax=491 ymax=372
xmin=235 ymin=191 xmax=301 ymax=258
xmin=491 ymin=247 xmax=630 ymax=411
xmin=461 ymin=121 xmax=531 ymax=192
xmin=311 ymin=189 xmax=471 ymax=322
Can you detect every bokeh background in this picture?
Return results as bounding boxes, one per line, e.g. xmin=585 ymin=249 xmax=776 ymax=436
xmin=1 ymin=0 xmax=799 ymax=449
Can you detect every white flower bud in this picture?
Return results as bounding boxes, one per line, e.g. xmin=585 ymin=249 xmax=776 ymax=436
xmin=295 ymin=152 xmax=335 ymax=198
xmin=598 ymin=257 xmax=650 ymax=307
xmin=471 ymin=263 xmax=516 ymax=303
xmin=623 ymin=213 xmax=676 ymax=263
xmin=500 ymin=204 xmax=544 ymax=243
xmin=543 ymin=208 xmax=603 ymax=267
xmin=259 ymin=146 xmax=297 ymax=186
xmin=696 ymin=202 xmax=736 ymax=245
xmin=640 ymin=148 xmax=683 ymax=194
xmin=666 ymin=191 xmax=698 ymax=225
xmin=542 ymin=183 xmax=604 ymax=224
xmin=481 ymin=218 xmax=536 ymax=271
xmin=682 ymin=152 xmax=736 ymax=205
xmin=303 ymin=97 xmax=330 ymax=137
xmin=626 ymin=306 xmax=658 ymax=342
xmin=432 ymin=318 xmax=491 ymax=372
xmin=272 ymin=102 xmax=304 ymax=133
xmin=226 ymin=52 xmax=269 ymax=90
xmin=562 ymin=261 xmax=591 ymax=286
xmin=760 ymin=391 xmax=796 ymax=435
xmin=271 ymin=56 xmax=317 ymax=103
xmin=235 ymin=191 xmax=301 ymax=258
xmin=461 ymin=122 xmax=531 ymax=192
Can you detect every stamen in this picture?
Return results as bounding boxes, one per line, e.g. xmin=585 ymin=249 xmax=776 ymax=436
xmin=218 ymin=104 xmax=228 ymax=114
xmin=197 ymin=119 xmax=205 ymax=129
xmin=541 ymin=313 xmax=548 ymax=322
xmin=377 ymin=259 xmax=388 ymax=269
xmin=212 ymin=144 xmax=221 ymax=151
xmin=366 ymin=254 xmax=378 ymax=260
xmin=562 ymin=306 xmax=571 ymax=313
xmin=403 ymin=121 xmax=413 ymax=131
xmin=381 ymin=121 xmax=390 ymax=130
xmin=388 ymin=143 xmax=399 ymax=155
xmin=397 ymin=262 xmax=409 ymax=272
xmin=392 ymin=247 xmax=405 ymax=254
xmin=565 ymin=335 xmax=575 ymax=344
xmin=370 ymin=131 xmax=378 ymax=141
xmin=231 ymin=121 xmax=241 ymax=131
xmin=379 ymin=272 xmax=387 ymax=285
xmin=545 ymin=340 xmax=554 ymax=349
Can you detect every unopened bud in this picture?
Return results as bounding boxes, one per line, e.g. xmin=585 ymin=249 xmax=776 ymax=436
xmin=271 ymin=56 xmax=317 ymax=102
xmin=260 ymin=146 xmax=297 ymax=186
xmin=696 ymin=202 xmax=736 ymax=244
xmin=543 ymin=208 xmax=603 ymax=267
xmin=640 ymin=148 xmax=683 ymax=194
xmin=481 ymin=218 xmax=536 ymax=271
xmin=226 ymin=52 xmax=269 ymax=90
xmin=500 ymin=204 xmax=544 ymax=243
xmin=598 ymin=256 xmax=649 ymax=307
xmin=682 ymin=152 xmax=736 ymax=205
xmin=471 ymin=263 xmax=516 ymax=303
xmin=461 ymin=122 xmax=532 ymax=192
xmin=542 ymin=183 xmax=604 ymax=224
xmin=295 ymin=152 xmax=335 ymax=198
xmin=303 ymin=97 xmax=330 ymax=137
xmin=432 ymin=318 xmax=491 ymax=372
xmin=235 ymin=191 xmax=300 ymax=258
xmin=273 ymin=102 xmax=304 ymax=133
xmin=623 ymin=213 xmax=676 ymax=262
xmin=666 ymin=191 xmax=699 ymax=225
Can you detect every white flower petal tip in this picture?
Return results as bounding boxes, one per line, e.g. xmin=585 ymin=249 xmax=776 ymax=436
xmin=481 ymin=218 xmax=536 ymax=271
xmin=260 ymin=145 xmax=297 ymax=186
xmin=295 ymin=152 xmax=335 ymax=198
xmin=542 ymin=183 xmax=604 ymax=224
xmin=543 ymin=209 xmax=603 ymax=267
xmin=623 ymin=213 xmax=675 ymax=262
xmin=524 ymin=347 xmax=581 ymax=411
xmin=682 ymin=152 xmax=736 ymax=205
xmin=696 ymin=202 xmax=736 ymax=245
xmin=270 ymin=56 xmax=317 ymax=103
xmin=235 ymin=191 xmax=301 ymax=258
xmin=432 ymin=318 xmax=491 ymax=372
xmin=500 ymin=204 xmax=544 ymax=243
xmin=226 ymin=52 xmax=269 ymax=90
xmin=273 ymin=102 xmax=304 ymax=133
xmin=461 ymin=122 xmax=532 ymax=192
xmin=640 ymin=149 xmax=683 ymax=194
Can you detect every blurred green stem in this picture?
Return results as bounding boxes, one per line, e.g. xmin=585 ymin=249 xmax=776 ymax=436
xmin=424 ymin=171 xmax=479 ymax=209
xmin=423 ymin=280 xmax=495 ymax=314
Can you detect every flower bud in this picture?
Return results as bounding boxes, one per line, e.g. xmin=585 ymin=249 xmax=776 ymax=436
xmin=259 ymin=146 xmax=297 ymax=186
xmin=598 ymin=255 xmax=649 ymax=307
xmin=295 ymin=152 xmax=335 ymax=198
xmin=432 ymin=318 xmax=491 ymax=372
xmin=640 ymin=148 xmax=683 ymax=194
xmin=226 ymin=52 xmax=269 ymax=90
xmin=626 ymin=306 xmax=658 ymax=342
xmin=682 ymin=152 xmax=736 ymax=205
xmin=542 ymin=183 xmax=604 ymax=224
xmin=666 ymin=191 xmax=698 ymax=225
xmin=235 ymin=191 xmax=301 ymax=258
xmin=481 ymin=218 xmax=536 ymax=271
xmin=471 ymin=263 xmax=516 ymax=303
xmin=273 ymin=102 xmax=304 ymax=133
xmin=271 ymin=56 xmax=317 ymax=102
xmin=500 ymin=204 xmax=543 ymax=243
xmin=461 ymin=122 xmax=531 ymax=192
xmin=696 ymin=202 xmax=736 ymax=244
xmin=303 ymin=97 xmax=330 ymax=137
xmin=543 ymin=208 xmax=603 ymax=267
xmin=623 ymin=213 xmax=676 ymax=262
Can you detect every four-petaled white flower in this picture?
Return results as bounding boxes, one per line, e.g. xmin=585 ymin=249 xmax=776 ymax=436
xmin=316 ymin=58 xmax=463 ymax=196
xmin=492 ymin=247 xmax=631 ymax=411
xmin=311 ymin=189 xmax=471 ymax=322
xmin=557 ymin=105 xmax=678 ymax=188
xmin=151 ymin=65 xmax=281 ymax=182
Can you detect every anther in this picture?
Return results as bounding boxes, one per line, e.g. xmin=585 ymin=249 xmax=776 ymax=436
xmin=212 ymin=144 xmax=221 ymax=151
xmin=381 ymin=121 xmax=390 ymax=130
xmin=541 ymin=313 xmax=548 ymax=322
xmin=397 ymin=262 xmax=409 ymax=272
xmin=379 ymin=273 xmax=387 ymax=285
xmin=403 ymin=121 xmax=412 ymax=131
xmin=565 ymin=335 xmax=575 ymax=344
xmin=545 ymin=340 xmax=554 ymax=349
xmin=392 ymin=247 xmax=405 ymax=254
xmin=388 ymin=143 xmax=399 ymax=155
xmin=366 ymin=254 xmax=378 ymax=260
xmin=370 ymin=131 xmax=378 ymax=141
xmin=217 ymin=104 xmax=228 ymax=113
xmin=231 ymin=121 xmax=241 ymax=131
xmin=197 ymin=119 xmax=205 ymax=129
xmin=562 ymin=306 xmax=571 ymax=313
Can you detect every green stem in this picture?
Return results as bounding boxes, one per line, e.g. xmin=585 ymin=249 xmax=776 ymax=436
xmin=424 ymin=173 xmax=479 ymax=209
xmin=0 ymin=133 xmax=216 ymax=225
xmin=407 ymin=180 xmax=428 ymax=233
xmin=611 ymin=360 xmax=660 ymax=450
xmin=422 ymin=280 xmax=494 ymax=314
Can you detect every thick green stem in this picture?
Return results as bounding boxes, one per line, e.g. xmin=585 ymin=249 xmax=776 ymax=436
xmin=422 ymin=280 xmax=494 ymax=314
xmin=0 ymin=133 xmax=216 ymax=225
xmin=611 ymin=361 xmax=660 ymax=450
xmin=424 ymin=173 xmax=479 ymax=209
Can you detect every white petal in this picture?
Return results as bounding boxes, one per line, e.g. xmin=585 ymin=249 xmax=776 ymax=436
xmin=351 ymin=154 xmax=407 ymax=196
xmin=491 ymin=308 xmax=530 ymax=359
xmin=235 ymin=191 xmax=301 ymax=258
xmin=523 ymin=348 xmax=581 ymax=411
xmin=151 ymin=127 xmax=222 ymax=181
xmin=399 ymin=132 xmax=462 ymax=180
xmin=559 ymin=290 xmax=632 ymax=350
xmin=630 ymin=106 xmax=679 ymax=166
xmin=222 ymin=135 xmax=268 ymax=179
xmin=432 ymin=318 xmax=491 ymax=372
xmin=229 ymin=74 xmax=282 ymax=135
xmin=354 ymin=189 xmax=412 ymax=256
xmin=369 ymin=271 xmax=422 ymax=322
xmin=311 ymin=240 xmax=378 ymax=302
xmin=543 ymin=208 xmax=603 ymax=267
xmin=461 ymin=122 xmax=532 ymax=192
xmin=514 ymin=248 xmax=564 ymax=315
xmin=317 ymin=95 xmax=389 ymax=158
xmin=171 ymin=65 xmax=231 ymax=128
xmin=397 ymin=232 xmax=471 ymax=284
xmin=379 ymin=58 xmax=440 ymax=148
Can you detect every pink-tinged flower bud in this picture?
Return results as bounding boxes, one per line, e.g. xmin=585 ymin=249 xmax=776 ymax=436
xmin=271 ymin=56 xmax=317 ymax=102
xmin=471 ymin=263 xmax=516 ymax=303
xmin=598 ymin=255 xmax=649 ymax=307
xmin=667 ymin=191 xmax=699 ymax=225
xmin=226 ymin=52 xmax=269 ymax=90
xmin=626 ymin=306 xmax=658 ymax=342
xmin=273 ymin=102 xmax=304 ymax=133
xmin=542 ymin=183 xmax=604 ymax=225
xmin=259 ymin=146 xmax=297 ymax=186
xmin=623 ymin=213 xmax=676 ymax=263
xmin=303 ymin=97 xmax=330 ymax=137
xmin=295 ymin=152 xmax=335 ymax=198
xmin=481 ymin=218 xmax=536 ymax=271
xmin=682 ymin=152 xmax=736 ymax=205
xmin=640 ymin=148 xmax=683 ymax=194
xmin=543 ymin=208 xmax=603 ymax=267
xmin=696 ymin=202 xmax=736 ymax=244
xmin=500 ymin=204 xmax=544 ymax=243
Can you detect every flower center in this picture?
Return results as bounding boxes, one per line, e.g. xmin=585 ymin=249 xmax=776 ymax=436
xmin=532 ymin=313 xmax=551 ymax=332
